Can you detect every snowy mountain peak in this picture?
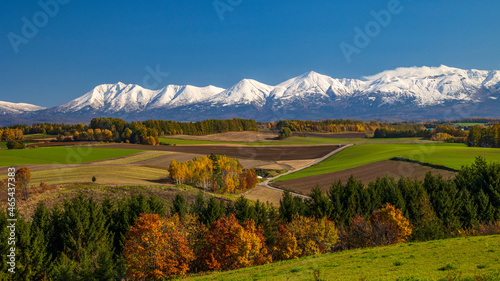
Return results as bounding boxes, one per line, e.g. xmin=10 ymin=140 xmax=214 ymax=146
xmin=209 ymin=79 xmax=273 ymax=107
xmin=2 ymin=65 xmax=499 ymax=124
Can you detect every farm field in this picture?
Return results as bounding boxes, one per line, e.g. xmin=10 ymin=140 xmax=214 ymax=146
xmin=159 ymin=137 xmax=229 ymax=145
xmin=271 ymin=160 xmax=457 ymax=195
xmin=100 ymin=143 xmax=340 ymax=161
xmin=29 ymin=165 xmax=168 ymax=186
xmin=454 ymin=122 xmax=488 ymax=127
xmin=0 ymin=146 xmax=144 ymax=167
xmin=251 ymin=136 xmax=434 ymax=146
xmin=275 ymin=143 xmax=500 ymax=182
xmin=185 ymin=235 xmax=500 ymax=281
xmin=159 ymin=131 xmax=434 ymax=146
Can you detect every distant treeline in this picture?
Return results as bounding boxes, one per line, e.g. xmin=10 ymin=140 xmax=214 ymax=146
xmin=3 ymin=117 xmax=258 ymax=145
xmin=431 ymin=118 xmax=500 ymax=126
xmin=0 ymin=127 xmax=23 ymax=141
xmin=263 ymin=119 xmax=425 ymax=134
xmin=373 ymin=125 xmax=469 ymax=142
xmin=468 ymin=123 xmax=500 ymax=148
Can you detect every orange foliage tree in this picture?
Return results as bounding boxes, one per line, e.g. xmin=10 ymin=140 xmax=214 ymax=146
xmin=15 ymin=167 xmax=31 ymax=200
xmin=272 ymin=225 xmax=302 ymax=261
xmin=197 ymin=214 xmax=271 ymax=271
xmin=339 ymin=203 xmax=412 ymax=250
xmin=123 ymin=213 xmax=195 ymax=280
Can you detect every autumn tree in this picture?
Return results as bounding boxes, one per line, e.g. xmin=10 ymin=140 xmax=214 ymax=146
xmin=282 ymin=215 xmax=338 ymax=257
xmin=123 ymin=213 xmax=194 ymax=280
xmin=15 ymin=167 xmax=31 ymax=200
xmin=339 ymin=203 xmax=412 ymax=250
xmin=371 ymin=203 xmax=412 ymax=245
xmin=272 ymin=225 xmax=302 ymax=261
xmin=197 ymin=214 xmax=271 ymax=271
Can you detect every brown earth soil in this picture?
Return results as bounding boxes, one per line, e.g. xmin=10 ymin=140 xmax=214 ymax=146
xmin=242 ymin=185 xmax=284 ymax=206
xmin=259 ymin=130 xmax=367 ymax=139
xmin=270 ymin=160 xmax=457 ymax=195
xmin=162 ymin=131 xmax=278 ymax=142
xmin=100 ymin=144 xmax=340 ymax=161
xmin=291 ymin=132 xmax=367 ymax=138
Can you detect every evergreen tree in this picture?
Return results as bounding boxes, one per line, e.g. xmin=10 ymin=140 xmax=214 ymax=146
xmin=307 ymin=186 xmax=332 ymax=219
xmin=476 ymin=189 xmax=495 ymax=223
xmin=191 ymin=191 xmax=206 ymax=218
xmin=279 ymin=190 xmax=297 ymax=223
xmin=458 ymin=189 xmax=478 ymax=229
xmin=328 ymin=180 xmax=344 ymax=223
xmin=234 ymin=196 xmax=255 ymax=224
xmin=171 ymin=194 xmax=189 ymax=217
xmin=201 ymin=197 xmax=224 ymax=225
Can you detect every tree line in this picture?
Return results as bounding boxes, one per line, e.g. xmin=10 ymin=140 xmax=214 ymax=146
xmin=467 ymin=123 xmax=500 ymax=148
xmin=169 ymin=154 xmax=258 ymax=193
xmin=0 ymin=128 xmax=23 ymax=141
xmin=2 ymin=117 xmax=258 ymax=145
xmin=264 ymin=119 xmax=426 ymax=134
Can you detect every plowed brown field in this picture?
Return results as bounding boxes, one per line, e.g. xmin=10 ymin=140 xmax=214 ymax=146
xmin=270 ymin=160 xmax=457 ymax=195
xmin=101 ymin=144 xmax=339 ymax=161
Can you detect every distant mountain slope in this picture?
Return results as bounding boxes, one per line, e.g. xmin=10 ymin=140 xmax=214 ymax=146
xmin=1 ymin=65 xmax=499 ymax=125
xmin=0 ymin=101 xmax=45 ymax=115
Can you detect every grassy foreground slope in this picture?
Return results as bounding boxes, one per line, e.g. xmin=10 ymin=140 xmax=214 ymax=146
xmin=0 ymin=146 xmax=144 ymax=167
xmin=277 ymin=143 xmax=500 ymax=181
xmin=186 ymin=235 xmax=500 ymax=281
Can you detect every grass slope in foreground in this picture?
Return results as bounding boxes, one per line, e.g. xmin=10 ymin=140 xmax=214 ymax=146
xmin=0 ymin=146 xmax=144 ymax=167
xmin=186 ymin=235 xmax=500 ymax=281
xmin=276 ymin=143 xmax=500 ymax=181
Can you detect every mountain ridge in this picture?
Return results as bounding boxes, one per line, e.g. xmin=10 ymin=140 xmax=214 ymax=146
xmin=2 ymin=65 xmax=499 ymax=125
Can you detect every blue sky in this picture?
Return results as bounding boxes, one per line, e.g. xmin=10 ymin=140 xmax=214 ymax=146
xmin=1 ymin=0 xmax=500 ymax=107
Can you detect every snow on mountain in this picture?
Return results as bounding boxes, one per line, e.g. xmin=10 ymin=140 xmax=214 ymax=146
xmin=358 ymin=65 xmax=500 ymax=106
xmin=209 ymin=79 xmax=273 ymax=107
xmin=54 ymin=82 xmax=224 ymax=113
xmin=54 ymin=82 xmax=159 ymax=113
xmin=2 ymin=65 xmax=499 ymax=124
xmin=0 ymin=101 xmax=45 ymax=115
xmin=271 ymin=71 xmax=337 ymax=101
xmin=147 ymin=85 xmax=224 ymax=109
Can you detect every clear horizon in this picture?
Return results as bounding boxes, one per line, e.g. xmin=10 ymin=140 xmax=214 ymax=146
xmin=1 ymin=0 xmax=500 ymax=107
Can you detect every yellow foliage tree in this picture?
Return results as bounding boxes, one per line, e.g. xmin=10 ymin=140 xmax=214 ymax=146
xmin=282 ymin=215 xmax=338 ymax=257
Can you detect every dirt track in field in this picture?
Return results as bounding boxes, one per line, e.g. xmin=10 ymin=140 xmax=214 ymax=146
xmin=100 ymin=144 xmax=340 ymax=161
xmin=270 ymin=160 xmax=457 ymax=195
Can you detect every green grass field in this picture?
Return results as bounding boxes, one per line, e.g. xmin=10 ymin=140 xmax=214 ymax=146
xmin=276 ymin=143 xmax=500 ymax=181
xmin=23 ymin=133 xmax=54 ymax=139
xmin=454 ymin=123 xmax=487 ymax=127
xmin=186 ymin=235 xmax=500 ymax=281
xmin=0 ymin=146 xmax=144 ymax=167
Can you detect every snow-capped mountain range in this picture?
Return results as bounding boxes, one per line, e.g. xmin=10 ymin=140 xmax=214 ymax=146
xmin=1 ymin=65 xmax=499 ymax=125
